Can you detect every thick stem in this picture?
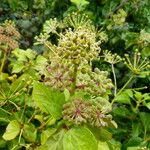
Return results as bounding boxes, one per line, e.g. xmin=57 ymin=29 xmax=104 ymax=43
xmin=111 ymin=63 xmax=117 ymax=96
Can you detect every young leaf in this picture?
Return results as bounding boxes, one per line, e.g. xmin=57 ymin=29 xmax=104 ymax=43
xmin=63 ymin=127 xmax=98 ymax=150
xmin=32 ymin=81 xmax=65 ymax=119
xmin=2 ymin=120 xmax=20 ymax=141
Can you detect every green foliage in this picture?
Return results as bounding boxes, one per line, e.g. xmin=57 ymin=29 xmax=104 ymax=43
xmin=0 ymin=0 xmax=150 ymax=149
xmin=33 ymin=81 xmax=65 ymax=119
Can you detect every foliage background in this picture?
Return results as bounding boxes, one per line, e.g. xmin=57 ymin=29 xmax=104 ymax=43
xmin=0 ymin=0 xmax=150 ymax=150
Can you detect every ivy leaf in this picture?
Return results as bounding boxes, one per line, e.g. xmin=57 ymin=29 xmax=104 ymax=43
xmin=22 ymin=124 xmax=37 ymax=143
xmin=98 ymin=141 xmax=110 ymax=150
xmin=70 ymin=0 xmax=89 ymax=10
xmin=12 ymin=62 xmax=24 ymax=73
xmin=34 ymin=55 xmax=48 ymax=71
xmin=2 ymin=120 xmax=20 ymax=141
xmin=114 ymin=89 xmax=133 ymax=104
xmin=36 ymin=129 xmax=65 ymax=150
xmin=88 ymin=126 xmax=112 ymax=142
xmin=32 ymin=81 xmax=65 ymax=119
xmin=41 ymin=128 xmax=57 ymax=145
xmin=63 ymin=127 xmax=98 ymax=150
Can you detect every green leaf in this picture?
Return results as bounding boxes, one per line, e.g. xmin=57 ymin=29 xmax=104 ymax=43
xmin=0 ymin=73 xmax=9 ymax=81
xmin=32 ymin=81 xmax=65 ymax=119
xmin=23 ymin=124 xmax=37 ymax=143
xmin=0 ymin=108 xmax=10 ymax=123
xmin=2 ymin=120 xmax=20 ymax=140
xmin=139 ymin=112 xmax=150 ymax=131
xmin=36 ymin=129 xmax=65 ymax=150
xmin=107 ymin=139 xmax=121 ymax=150
xmin=63 ymin=127 xmax=98 ymax=150
xmin=132 ymin=122 xmax=142 ymax=137
xmin=41 ymin=128 xmax=57 ymax=145
xmin=134 ymin=91 xmax=142 ymax=101
xmin=12 ymin=63 xmax=24 ymax=73
xmin=10 ymin=74 xmax=31 ymax=95
xmin=125 ymin=137 xmax=143 ymax=148
xmin=114 ymin=89 xmax=133 ymax=104
xmin=145 ymin=102 xmax=150 ymax=109
xmin=98 ymin=141 xmax=110 ymax=150
xmin=64 ymin=89 xmax=70 ymax=102
xmin=70 ymin=0 xmax=89 ymax=10
xmin=34 ymin=55 xmax=47 ymax=71
xmin=88 ymin=126 xmax=112 ymax=142
xmin=127 ymin=147 xmax=139 ymax=150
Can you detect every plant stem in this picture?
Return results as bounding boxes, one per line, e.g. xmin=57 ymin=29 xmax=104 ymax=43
xmin=111 ymin=63 xmax=117 ymax=96
xmin=117 ymin=75 xmax=134 ymax=95
xmin=71 ymin=64 xmax=78 ymax=95
xmin=0 ymin=49 xmax=7 ymax=74
xmin=111 ymin=75 xmax=134 ymax=105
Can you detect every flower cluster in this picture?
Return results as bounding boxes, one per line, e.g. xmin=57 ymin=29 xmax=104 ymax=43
xmin=76 ymin=68 xmax=113 ymax=96
xmin=43 ymin=63 xmax=113 ymax=96
xmin=56 ymin=27 xmax=101 ymax=65
xmin=123 ymin=50 xmax=149 ymax=75
xmin=62 ymin=98 xmax=113 ymax=127
xmin=0 ymin=20 xmax=20 ymax=50
xmin=103 ymin=50 xmax=122 ymax=64
xmin=36 ymin=13 xmax=113 ymax=97
xmin=64 ymin=12 xmax=94 ymax=30
xmin=43 ymin=62 xmax=74 ymax=91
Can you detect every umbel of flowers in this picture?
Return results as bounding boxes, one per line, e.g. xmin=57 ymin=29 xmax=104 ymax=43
xmin=35 ymin=12 xmax=115 ymax=128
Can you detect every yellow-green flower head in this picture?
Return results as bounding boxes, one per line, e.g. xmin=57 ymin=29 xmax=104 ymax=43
xmin=56 ymin=27 xmax=101 ymax=65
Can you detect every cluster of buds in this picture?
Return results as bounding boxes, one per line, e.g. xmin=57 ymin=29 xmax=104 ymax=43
xmin=56 ymin=27 xmax=101 ymax=65
xmin=76 ymin=68 xmax=113 ymax=96
xmin=112 ymin=9 xmax=127 ymax=26
xmin=123 ymin=50 xmax=150 ymax=75
xmin=43 ymin=62 xmax=74 ymax=91
xmin=62 ymin=98 xmax=113 ymax=127
xmin=138 ymin=29 xmax=150 ymax=47
xmin=43 ymin=63 xmax=113 ymax=96
xmin=36 ymin=13 xmax=114 ymax=97
xmin=0 ymin=20 xmax=20 ymax=50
